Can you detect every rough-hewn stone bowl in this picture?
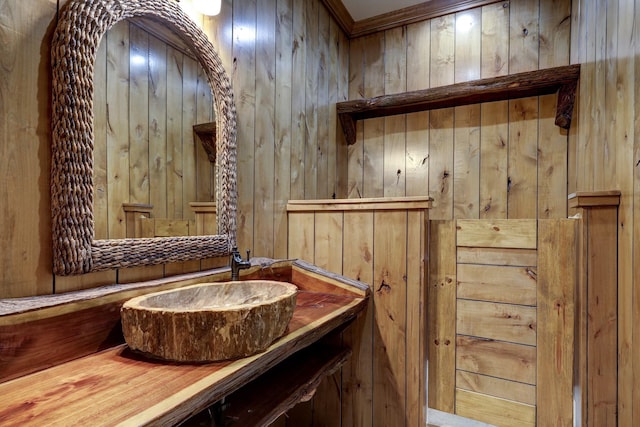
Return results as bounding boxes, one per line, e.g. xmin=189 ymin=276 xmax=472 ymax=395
xmin=121 ymin=280 xmax=298 ymax=362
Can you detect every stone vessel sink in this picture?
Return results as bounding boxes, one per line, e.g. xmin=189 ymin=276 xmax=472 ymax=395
xmin=121 ymin=281 xmax=298 ymax=362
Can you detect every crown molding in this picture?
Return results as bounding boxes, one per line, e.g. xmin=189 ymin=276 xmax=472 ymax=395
xmin=320 ymin=0 xmax=355 ymax=35
xmin=323 ymin=0 xmax=504 ymax=39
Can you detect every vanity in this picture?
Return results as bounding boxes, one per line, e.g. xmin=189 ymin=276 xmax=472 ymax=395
xmin=0 ymin=259 xmax=369 ymax=426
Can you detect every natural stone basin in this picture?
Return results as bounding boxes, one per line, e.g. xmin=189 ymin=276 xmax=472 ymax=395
xmin=121 ymin=280 xmax=298 ymax=362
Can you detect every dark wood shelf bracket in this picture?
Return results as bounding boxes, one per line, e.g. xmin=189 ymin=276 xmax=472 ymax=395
xmin=337 ymin=64 xmax=581 ymax=145
xmin=193 ymin=121 xmax=217 ymax=163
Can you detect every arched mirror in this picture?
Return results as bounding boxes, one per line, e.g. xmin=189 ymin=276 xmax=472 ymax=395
xmin=51 ymin=0 xmax=237 ymax=275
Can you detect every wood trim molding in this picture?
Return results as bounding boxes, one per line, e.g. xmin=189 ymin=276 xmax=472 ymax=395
xmin=322 ymin=0 xmax=504 ymax=39
xmin=320 ymin=0 xmax=354 ymax=35
xmin=568 ymin=191 xmax=622 ymax=208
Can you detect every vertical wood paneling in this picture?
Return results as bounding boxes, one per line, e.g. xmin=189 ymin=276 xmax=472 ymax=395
xmin=94 ymin=35 xmax=109 ymax=240
xmin=537 ymin=0 xmax=570 ymax=219
xmin=406 ymin=210 xmax=427 ymax=426
xmin=273 ymin=0 xmax=293 ymax=259
xmin=106 ymin=21 xmax=130 ymax=239
xmin=290 ymin=0 xmax=306 ymax=201
xmin=372 ymin=210 xmax=407 ymax=426
xmin=254 ymin=0 xmax=276 ymax=258
xmin=311 ymin=210 xmax=343 ymax=427
xmin=129 ymin=24 xmax=150 ymax=207
xmin=508 ymin=1 xmax=539 ymax=219
xmin=166 ymin=47 xmax=184 ymax=220
xmin=328 ymin=19 xmax=340 ymax=199
xmin=618 ymin=2 xmax=636 ymax=424
xmin=537 ymin=219 xmax=576 ymax=427
xmin=429 ymin=15 xmax=455 ymax=220
xmin=362 ymin=33 xmax=385 ymax=198
xmin=316 ymin=6 xmax=330 ymax=200
xmin=453 ymin=10 xmax=481 ymax=220
xmin=148 ymin=36 xmax=168 ymax=220
xmin=304 ymin=0 xmax=319 ymax=199
xmin=335 ymin=25 xmax=350 ymax=200
xmin=428 ymin=220 xmax=456 ymax=412
xmin=0 ymin=0 xmax=56 ymax=296
xmin=479 ymin=3 xmax=508 ymax=219
xmin=195 ymin=65 xmax=214 ymax=207
xmin=383 ymin=27 xmax=407 ymax=197
xmin=347 ymin=35 xmax=365 ymax=198
xmin=181 ymin=58 xmax=197 ymax=219
xmin=233 ymin=0 xmax=256 ymax=252
xmin=341 ymin=210 xmax=374 ymax=427
xmin=405 ymin=21 xmax=430 ymax=198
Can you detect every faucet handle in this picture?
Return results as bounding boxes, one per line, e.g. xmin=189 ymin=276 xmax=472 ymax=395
xmin=246 ymin=249 xmax=251 ymax=261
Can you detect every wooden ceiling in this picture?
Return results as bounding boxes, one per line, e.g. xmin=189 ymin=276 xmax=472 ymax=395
xmin=321 ymin=0 xmax=503 ymax=38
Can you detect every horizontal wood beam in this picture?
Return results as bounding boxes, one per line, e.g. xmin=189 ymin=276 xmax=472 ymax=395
xmin=337 ymin=64 xmax=580 ymax=145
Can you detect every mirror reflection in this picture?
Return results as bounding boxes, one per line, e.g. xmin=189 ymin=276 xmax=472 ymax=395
xmin=93 ymin=18 xmax=216 ymax=240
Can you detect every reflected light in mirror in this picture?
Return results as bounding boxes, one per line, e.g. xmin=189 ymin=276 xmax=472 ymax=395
xmin=178 ymin=0 xmax=221 ymax=18
xmin=194 ymin=0 xmax=221 ymax=16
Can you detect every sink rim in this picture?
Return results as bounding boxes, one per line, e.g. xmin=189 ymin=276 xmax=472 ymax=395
xmin=121 ymin=280 xmax=298 ymax=313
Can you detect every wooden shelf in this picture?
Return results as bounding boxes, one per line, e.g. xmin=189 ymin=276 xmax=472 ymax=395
xmin=0 ymin=260 xmax=368 ymax=426
xmin=193 ymin=121 xmax=216 ymax=163
xmin=337 ymin=64 xmax=580 ymax=145
xmin=202 ymin=343 xmax=351 ymax=426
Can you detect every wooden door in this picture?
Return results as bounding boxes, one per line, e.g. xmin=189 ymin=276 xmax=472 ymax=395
xmin=428 ymin=219 xmax=576 ymax=427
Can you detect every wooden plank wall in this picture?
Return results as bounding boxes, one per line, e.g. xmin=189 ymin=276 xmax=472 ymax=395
xmin=571 ymin=0 xmax=639 ymax=424
xmin=287 ymin=200 xmax=428 ymax=427
xmin=0 ymin=0 xmax=345 ymax=297
xmin=347 ymin=0 xmax=571 ymax=222
xmin=429 ymin=219 xmax=575 ymax=427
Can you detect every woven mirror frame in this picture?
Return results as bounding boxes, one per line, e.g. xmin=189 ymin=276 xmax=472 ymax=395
xmin=51 ymin=0 xmax=237 ymax=275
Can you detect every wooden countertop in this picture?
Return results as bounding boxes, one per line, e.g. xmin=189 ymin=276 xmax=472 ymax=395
xmin=0 ymin=261 xmax=369 ymax=426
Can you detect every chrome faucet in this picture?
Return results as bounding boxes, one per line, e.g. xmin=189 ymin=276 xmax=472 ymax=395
xmin=230 ymin=247 xmax=251 ymax=281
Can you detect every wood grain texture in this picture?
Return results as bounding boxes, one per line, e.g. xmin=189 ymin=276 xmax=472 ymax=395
xmin=274 ymin=0 xmax=293 ymax=260
xmin=362 ymin=33 xmax=385 ymax=198
xmin=457 ymin=299 xmax=536 ymax=345
xmin=254 ymin=0 xmax=276 ymax=258
xmin=405 ymin=20 xmax=430 ymax=198
xmin=373 ymin=210 xmax=408 ymax=426
xmin=455 ymin=388 xmax=535 ymax=427
xmin=94 ymin=34 xmax=109 ymax=240
xmin=290 ymin=0 xmax=307 ymax=201
xmin=456 ymin=336 xmax=536 ymax=385
xmin=428 ymin=220 xmax=456 ymax=411
xmin=406 ymin=210 xmax=428 ymax=427
xmin=456 ymin=370 xmax=535 ymax=405
xmin=106 ymin=21 xmax=130 ymax=240
xmin=383 ymin=27 xmax=407 ymax=198
xmin=537 ymin=219 xmax=576 ymax=427
xmin=457 ymin=263 xmax=537 ymax=306
xmin=304 ymin=0 xmax=319 ymax=200
xmin=456 ymin=218 xmax=537 ymax=248
xmin=341 ymin=210 xmax=374 ymax=427
xmin=233 ymin=0 xmax=256 ymax=253
xmin=456 ymin=247 xmax=537 ymax=266
xmin=0 ymin=291 xmax=366 ymax=427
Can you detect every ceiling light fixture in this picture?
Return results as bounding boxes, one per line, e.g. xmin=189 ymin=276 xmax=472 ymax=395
xmin=175 ymin=0 xmax=221 ymax=17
